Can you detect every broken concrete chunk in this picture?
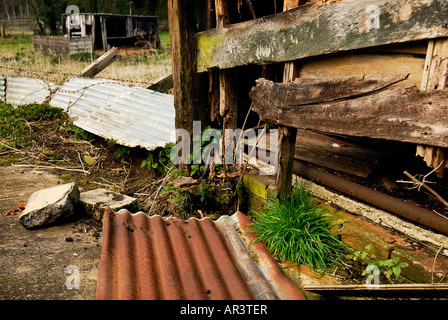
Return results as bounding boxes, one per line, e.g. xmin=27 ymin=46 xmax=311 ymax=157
xmin=18 ymin=182 xmax=80 ymax=229
xmin=79 ymin=188 xmax=137 ymax=222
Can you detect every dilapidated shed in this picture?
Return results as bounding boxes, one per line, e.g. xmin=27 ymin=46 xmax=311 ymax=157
xmin=33 ymin=12 xmax=160 ymax=55
xmin=168 ymin=0 xmax=448 ymax=235
xmin=61 ymin=13 xmax=161 ymax=52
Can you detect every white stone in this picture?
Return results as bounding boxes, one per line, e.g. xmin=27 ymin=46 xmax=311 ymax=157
xmin=18 ymin=183 xmax=80 ymax=229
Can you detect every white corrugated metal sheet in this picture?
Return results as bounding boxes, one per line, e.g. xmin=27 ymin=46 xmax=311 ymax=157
xmin=0 ymin=75 xmax=5 ymax=102
xmin=6 ymin=77 xmax=56 ymax=107
xmin=50 ymin=77 xmax=175 ymax=151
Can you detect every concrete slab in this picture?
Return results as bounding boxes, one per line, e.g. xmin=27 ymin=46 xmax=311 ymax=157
xmin=79 ymin=188 xmax=137 ymax=222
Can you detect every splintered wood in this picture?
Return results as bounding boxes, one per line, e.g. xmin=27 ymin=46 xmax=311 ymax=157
xmin=417 ymin=38 xmax=448 ymax=178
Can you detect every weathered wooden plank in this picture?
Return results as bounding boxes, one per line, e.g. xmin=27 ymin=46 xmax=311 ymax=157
xmin=78 ymin=47 xmax=119 ymax=78
xmin=249 ymin=74 xmax=408 ymax=107
xmin=299 ymin=53 xmax=425 ymax=88
xmin=295 ymin=130 xmax=388 ymax=178
xmin=197 ymin=0 xmax=448 ymax=72
xmin=250 ymin=83 xmax=448 ymax=148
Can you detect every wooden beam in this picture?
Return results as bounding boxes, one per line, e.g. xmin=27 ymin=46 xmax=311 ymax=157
xmin=250 ymin=74 xmax=409 ymax=107
xmin=78 ymin=47 xmax=120 ymax=78
xmin=215 ymin=0 xmax=237 ymax=129
xmin=299 ymin=52 xmax=425 ymax=88
xmin=100 ymin=15 xmax=108 ymax=52
xmin=168 ymin=0 xmax=208 ymax=150
xmin=250 ymin=79 xmax=448 ymax=148
xmin=196 ymin=0 xmax=448 ymax=72
xmin=275 ymin=0 xmax=302 ymax=200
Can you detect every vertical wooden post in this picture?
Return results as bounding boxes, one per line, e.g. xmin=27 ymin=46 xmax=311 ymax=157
xmin=275 ymin=0 xmax=303 ymax=199
xmin=215 ymin=0 xmax=237 ymax=129
xmin=100 ymin=16 xmax=108 ymax=52
xmin=168 ymin=0 xmax=208 ymax=165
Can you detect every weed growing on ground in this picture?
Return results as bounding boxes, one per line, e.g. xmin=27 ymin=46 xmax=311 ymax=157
xmin=141 ymin=142 xmax=175 ymax=173
xmin=250 ymin=181 xmax=348 ymax=273
xmin=351 ymin=244 xmax=409 ymax=284
xmin=66 ymin=120 xmax=95 ymax=142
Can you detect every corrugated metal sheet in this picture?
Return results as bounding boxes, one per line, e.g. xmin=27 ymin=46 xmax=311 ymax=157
xmin=6 ymin=77 xmax=55 ymax=107
xmin=0 ymin=75 xmax=5 ymax=101
xmin=50 ymin=77 xmax=175 ymax=151
xmin=96 ymin=208 xmax=306 ymax=300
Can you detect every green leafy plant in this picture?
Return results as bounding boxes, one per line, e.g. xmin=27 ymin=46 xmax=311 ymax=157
xmin=364 ymin=257 xmax=408 ymax=283
xmin=66 ymin=120 xmax=95 ymax=141
xmin=14 ymin=103 xmax=63 ymax=121
xmin=114 ymin=145 xmax=131 ymax=164
xmin=250 ymin=181 xmax=348 ymax=272
xmin=351 ymin=244 xmax=408 ymax=283
xmin=141 ymin=142 xmax=175 ymax=173
xmin=190 ymin=126 xmax=222 ymax=177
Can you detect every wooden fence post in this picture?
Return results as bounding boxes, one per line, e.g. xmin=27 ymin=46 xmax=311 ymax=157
xmin=275 ymin=0 xmax=303 ymax=199
xmin=215 ymin=0 xmax=237 ymax=130
xmin=168 ymin=0 xmax=208 ymax=168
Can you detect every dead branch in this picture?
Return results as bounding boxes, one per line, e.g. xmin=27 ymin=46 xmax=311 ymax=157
xmin=148 ymin=165 xmax=175 ymax=215
xmin=12 ymin=163 xmax=90 ymax=175
xmin=398 ymin=169 xmax=448 ymax=210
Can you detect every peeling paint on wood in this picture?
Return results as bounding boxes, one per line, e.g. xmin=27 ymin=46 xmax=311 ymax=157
xmin=197 ymin=0 xmax=448 ymax=72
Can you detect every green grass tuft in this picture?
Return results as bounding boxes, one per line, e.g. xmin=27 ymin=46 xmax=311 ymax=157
xmin=250 ymin=181 xmax=348 ymax=272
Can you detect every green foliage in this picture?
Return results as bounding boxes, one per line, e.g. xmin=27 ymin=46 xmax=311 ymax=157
xmin=0 ymin=103 xmax=64 ymax=148
xmin=141 ymin=142 xmax=175 ymax=173
xmin=353 ymin=244 xmax=409 ymax=283
xmin=113 ymin=145 xmax=131 ymax=163
xmin=190 ymin=126 xmax=222 ymax=177
xmin=14 ymin=103 xmax=63 ymax=121
xmin=66 ymin=120 xmax=95 ymax=141
xmin=250 ymin=181 xmax=348 ymax=272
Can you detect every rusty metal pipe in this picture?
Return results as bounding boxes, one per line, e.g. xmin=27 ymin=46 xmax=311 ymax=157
xmin=293 ymin=160 xmax=448 ymax=236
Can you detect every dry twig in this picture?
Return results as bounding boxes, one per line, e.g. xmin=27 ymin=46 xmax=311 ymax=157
xmin=397 ymin=168 xmax=448 ymax=210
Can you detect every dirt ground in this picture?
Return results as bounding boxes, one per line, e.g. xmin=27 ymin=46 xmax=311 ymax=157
xmin=0 ymin=167 xmax=101 ymax=300
xmin=0 ymin=117 xmax=152 ymax=300
xmin=0 ymin=115 xmax=235 ymax=300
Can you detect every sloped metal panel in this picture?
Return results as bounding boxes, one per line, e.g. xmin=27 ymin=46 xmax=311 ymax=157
xmin=96 ymin=208 xmax=306 ymax=300
xmin=6 ymin=77 xmax=55 ymax=107
xmin=50 ymin=77 xmax=175 ymax=151
xmin=0 ymin=75 xmax=5 ymax=102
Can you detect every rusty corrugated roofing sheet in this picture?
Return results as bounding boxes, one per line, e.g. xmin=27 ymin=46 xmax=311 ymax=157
xmin=50 ymin=77 xmax=175 ymax=151
xmin=96 ymin=208 xmax=305 ymax=300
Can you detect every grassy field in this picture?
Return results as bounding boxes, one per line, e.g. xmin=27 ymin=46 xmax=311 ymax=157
xmin=0 ymin=31 xmax=172 ymax=86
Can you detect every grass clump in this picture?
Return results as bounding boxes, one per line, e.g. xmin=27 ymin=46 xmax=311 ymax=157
xmin=250 ymin=181 xmax=348 ymax=272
